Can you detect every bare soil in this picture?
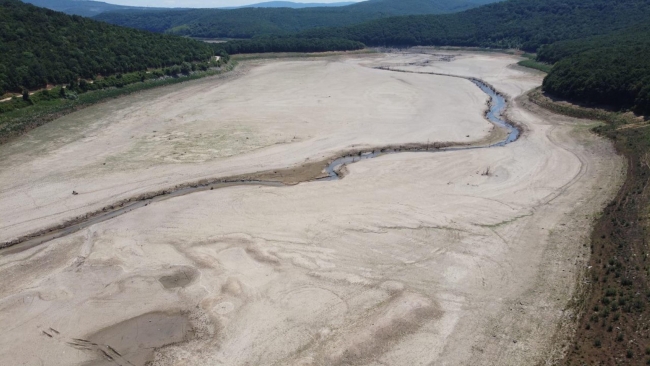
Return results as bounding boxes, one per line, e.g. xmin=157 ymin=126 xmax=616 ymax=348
xmin=0 ymin=52 xmax=625 ymax=365
xmin=530 ymin=90 xmax=650 ymax=365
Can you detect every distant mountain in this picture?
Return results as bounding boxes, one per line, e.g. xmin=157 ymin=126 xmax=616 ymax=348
xmin=225 ymin=1 xmax=357 ymax=9
xmin=21 ymin=0 xmax=356 ymax=16
xmin=21 ymin=0 xmax=150 ymax=17
xmin=94 ymin=0 xmax=502 ymax=39
xmin=302 ymin=0 xmax=650 ymax=51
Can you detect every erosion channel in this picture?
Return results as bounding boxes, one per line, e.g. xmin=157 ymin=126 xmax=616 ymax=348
xmin=1 ymin=74 xmax=516 ymax=255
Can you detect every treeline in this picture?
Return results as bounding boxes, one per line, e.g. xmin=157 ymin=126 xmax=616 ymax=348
xmin=0 ymin=57 xmax=229 ymax=115
xmin=93 ymin=0 xmax=500 ymax=39
xmin=537 ymin=23 xmax=650 ymax=64
xmin=300 ymin=0 xmax=650 ymax=52
xmin=0 ymin=0 xmax=216 ymax=94
xmin=541 ymin=25 xmax=650 ymax=115
xmin=213 ymin=37 xmax=364 ymax=54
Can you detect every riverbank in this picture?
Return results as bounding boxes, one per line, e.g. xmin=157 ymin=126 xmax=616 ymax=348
xmin=0 ymin=77 xmax=514 ymax=252
xmin=530 ymin=89 xmax=650 ymax=365
xmin=0 ymin=62 xmax=236 ymax=145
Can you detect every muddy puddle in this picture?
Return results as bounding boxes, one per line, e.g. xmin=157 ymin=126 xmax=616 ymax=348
xmin=76 ymin=312 xmax=192 ymax=366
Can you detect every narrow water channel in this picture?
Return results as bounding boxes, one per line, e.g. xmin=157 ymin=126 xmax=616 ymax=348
xmin=1 ymin=76 xmax=518 ymax=255
xmin=323 ymin=78 xmax=516 ymax=179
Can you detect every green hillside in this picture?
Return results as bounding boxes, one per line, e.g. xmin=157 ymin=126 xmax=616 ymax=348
xmin=541 ymin=24 xmax=650 ymax=115
xmin=93 ymin=0 xmax=501 ymax=39
xmin=0 ymin=0 xmax=215 ymax=94
xmin=290 ymin=0 xmax=650 ymax=114
xmin=301 ymin=0 xmax=650 ymax=52
xmin=537 ymin=23 xmax=650 ymax=64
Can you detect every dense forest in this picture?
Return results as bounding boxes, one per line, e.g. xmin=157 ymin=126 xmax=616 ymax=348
xmin=537 ymin=23 xmax=650 ymax=64
xmin=213 ymin=37 xmax=364 ymax=54
xmin=284 ymin=0 xmax=650 ymax=115
xmin=541 ymin=25 xmax=650 ymax=115
xmin=0 ymin=0 xmax=216 ymax=94
xmin=93 ymin=0 xmax=500 ymax=39
xmin=300 ymin=0 xmax=650 ymax=52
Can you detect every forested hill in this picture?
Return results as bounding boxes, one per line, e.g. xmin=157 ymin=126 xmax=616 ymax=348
xmin=0 ymin=0 xmax=214 ymax=94
xmin=282 ymin=0 xmax=650 ymax=115
xmin=541 ymin=24 xmax=650 ymax=115
xmin=93 ymin=0 xmax=501 ymax=39
xmin=344 ymin=0 xmax=499 ymax=14
xmin=301 ymin=0 xmax=650 ymax=52
xmin=537 ymin=23 xmax=650 ymax=64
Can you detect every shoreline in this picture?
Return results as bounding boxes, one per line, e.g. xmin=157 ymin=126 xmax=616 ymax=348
xmin=0 ymin=63 xmax=237 ymax=146
xmin=528 ymin=88 xmax=650 ymax=364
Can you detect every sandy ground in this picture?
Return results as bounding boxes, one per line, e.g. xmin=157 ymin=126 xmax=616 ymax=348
xmin=0 ymin=57 xmax=494 ymax=244
xmin=0 ymin=52 xmax=624 ymax=365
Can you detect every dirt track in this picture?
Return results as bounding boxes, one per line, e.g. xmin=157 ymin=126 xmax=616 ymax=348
xmin=0 ymin=52 xmax=624 ymax=365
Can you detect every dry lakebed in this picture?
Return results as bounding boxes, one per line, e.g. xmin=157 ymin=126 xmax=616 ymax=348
xmin=0 ymin=51 xmax=625 ymax=365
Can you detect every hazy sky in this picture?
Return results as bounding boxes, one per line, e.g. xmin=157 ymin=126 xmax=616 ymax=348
xmin=101 ymin=0 xmax=363 ymax=8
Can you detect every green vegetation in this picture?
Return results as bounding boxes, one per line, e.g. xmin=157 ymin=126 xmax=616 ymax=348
xmin=300 ymin=0 xmax=650 ymax=52
xmin=230 ymin=49 xmax=375 ymax=61
xmin=0 ymin=62 xmax=235 ymax=144
xmin=537 ymin=23 xmax=650 ymax=64
xmin=515 ymin=52 xmax=552 ymax=73
xmin=0 ymin=0 xmax=234 ymax=143
xmin=290 ymin=0 xmax=650 ymax=114
xmin=517 ymin=59 xmax=552 ymax=73
xmin=213 ymin=37 xmax=364 ymax=54
xmin=543 ymin=46 xmax=650 ymax=115
xmin=540 ymin=24 xmax=650 ymax=115
xmin=94 ymin=0 xmax=501 ymax=39
xmin=529 ymin=90 xmax=650 ymax=365
xmin=0 ymin=0 xmax=216 ymax=94
xmin=0 ymin=57 xmax=228 ymax=115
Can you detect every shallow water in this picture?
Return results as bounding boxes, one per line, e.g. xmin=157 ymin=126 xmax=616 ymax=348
xmin=322 ymin=78 xmax=515 ymax=179
xmin=1 ymin=78 xmax=518 ymax=253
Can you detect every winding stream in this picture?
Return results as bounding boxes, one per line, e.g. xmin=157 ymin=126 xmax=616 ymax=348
xmin=1 ymin=75 xmax=518 ymax=255
xmin=323 ymin=78 xmax=517 ymax=179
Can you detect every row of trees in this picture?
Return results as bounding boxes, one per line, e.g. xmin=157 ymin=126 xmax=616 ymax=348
xmin=212 ymin=37 xmax=364 ymax=54
xmin=0 ymin=0 xmax=217 ymax=95
xmin=0 ymin=56 xmax=228 ymax=115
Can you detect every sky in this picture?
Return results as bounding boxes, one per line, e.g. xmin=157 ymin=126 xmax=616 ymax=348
xmin=100 ymin=0 xmax=363 ymax=8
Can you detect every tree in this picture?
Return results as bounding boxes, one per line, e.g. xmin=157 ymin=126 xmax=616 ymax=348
xmin=68 ymin=79 xmax=78 ymax=92
xmin=180 ymin=62 xmax=192 ymax=75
